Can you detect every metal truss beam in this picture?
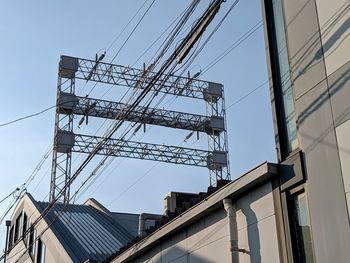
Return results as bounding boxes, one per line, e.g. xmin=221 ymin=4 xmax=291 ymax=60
xmin=73 ymin=133 xmax=209 ymax=167
xmin=58 ymin=93 xmax=222 ymax=133
xmin=60 ymin=55 xmax=223 ymax=99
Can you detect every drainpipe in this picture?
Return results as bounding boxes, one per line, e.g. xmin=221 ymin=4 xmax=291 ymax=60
xmin=4 ymin=220 xmax=11 ymax=263
xmin=138 ymin=213 xmax=163 ymax=238
xmin=223 ymin=198 xmax=239 ymax=263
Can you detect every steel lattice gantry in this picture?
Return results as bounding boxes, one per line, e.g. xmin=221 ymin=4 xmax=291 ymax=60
xmin=50 ymin=56 xmax=230 ymax=203
xmin=72 ymin=133 xmax=210 ymax=167
xmin=58 ymin=93 xmax=224 ymax=134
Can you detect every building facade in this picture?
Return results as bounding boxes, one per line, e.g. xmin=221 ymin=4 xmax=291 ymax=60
xmin=261 ymin=0 xmax=350 ymax=262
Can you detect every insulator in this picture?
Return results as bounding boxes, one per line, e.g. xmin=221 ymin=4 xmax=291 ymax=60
xmin=184 ymin=131 xmax=194 ymax=141
xmin=78 ymin=116 xmax=85 ymax=126
xmin=98 ymin=51 xmax=106 ymax=61
xmin=193 ymin=71 xmax=201 ymax=78
xmin=133 ymin=123 xmax=143 ymax=134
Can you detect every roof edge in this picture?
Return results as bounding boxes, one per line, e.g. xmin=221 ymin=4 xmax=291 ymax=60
xmin=109 ymin=161 xmax=278 ymax=262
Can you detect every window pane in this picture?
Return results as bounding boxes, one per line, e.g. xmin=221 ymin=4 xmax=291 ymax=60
xmin=36 ymin=239 xmax=46 ymax=263
xmin=292 ymin=192 xmax=315 ymax=263
xmin=14 ymin=213 xmax=22 ymax=242
xmin=8 ymin=226 xmax=14 ymax=250
xmin=22 ymin=213 xmax=28 ymax=243
xmin=271 ymin=0 xmax=299 ymax=154
xmin=29 ymin=225 xmax=36 ymax=256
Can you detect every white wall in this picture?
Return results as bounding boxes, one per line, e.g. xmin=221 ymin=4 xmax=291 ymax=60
xmin=236 ymin=183 xmax=280 ymax=263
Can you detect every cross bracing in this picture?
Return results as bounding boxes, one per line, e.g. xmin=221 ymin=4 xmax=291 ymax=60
xmin=60 ymin=56 xmax=222 ymax=99
xmin=73 ymin=133 xmax=210 ymax=167
xmin=58 ymin=93 xmax=223 ymax=134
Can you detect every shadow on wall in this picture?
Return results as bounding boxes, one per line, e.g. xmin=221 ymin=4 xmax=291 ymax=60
xmin=241 ymin=205 xmax=261 ymax=263
xmin=298 ymin=67 xmax=350 ymax=155
xmin=237 ymin=184 xmax=273 ymax=263
xmin=292 ymin=3 xmax=349 ymax=79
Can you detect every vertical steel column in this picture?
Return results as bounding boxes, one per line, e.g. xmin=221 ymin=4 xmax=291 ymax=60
xmin=50 ymin=57 xmax=77 ymax=203
xmin=206 ymin=83 xmax=230 ymax=186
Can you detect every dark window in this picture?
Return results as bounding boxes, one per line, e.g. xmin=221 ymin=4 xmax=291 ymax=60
xmin=14 ymin=213 xmax=22 ymax=242
xmin=36 ymin=239 xmax=45 ymax=263
xmin=8 ymin=226 xmax=14 ymax=250
xmin=288 ymin=191 xmax=315 ymax=263
xmin=28 ymin=225 xmax=36 ymax=257
xmin=22 ymin=213 xmax=28 ymax=244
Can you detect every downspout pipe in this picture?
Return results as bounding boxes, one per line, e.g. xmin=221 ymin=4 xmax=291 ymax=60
xmin=4 ymin=220 xmax=11 ymax=263
xmin=223 ymin=198 xmax=239 ymax=263
xmin=138 ymin=213 xmax=163 ymax=238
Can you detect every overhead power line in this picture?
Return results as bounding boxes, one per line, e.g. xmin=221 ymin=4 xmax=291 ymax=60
xmin=226 ymin=79 xmax=269 ymax=109
xmin=0 ymin=188 xmax=20 ymax=205
xmin=87 ymin=0 xmax=157 ymax=96
xmin=0 ymin=105 xmax=55 ymax=128
xmin=202 ymin=20 xmax=263 ymax=74
xmin=106 ymin=0 xmax=151 ymax=52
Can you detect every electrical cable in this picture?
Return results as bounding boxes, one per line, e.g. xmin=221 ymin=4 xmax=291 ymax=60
xmin=87 ymin=0 xmax=157 ymax=96
xmin=0 ymin=188 xmax=20 ymax=205
xmin=0 ymin=105 xmax=55 ymax=128
xmin=0 ymin=2 xmax=227 ymax=261
xmin=79 ymin=0 xmax=235 ymax=205
xmin=63 ymin=0 xmax=217 ymax=206
xmin=77 ymin=0 xmax=152 ymax=95
xmin=106 ymin=0 xmax=151 ymax=53
xmin=5 ymin=1 xmax=348 ymax=262
xmin=77 ymin=0 xmax=238 ymax=202
xmin=201 ymin=20 xmax=263 ymax=75
xmin=226 ymin=80 xmax=269 ymax=110
xmin=0 ymin=145 xmax=52 ymax=224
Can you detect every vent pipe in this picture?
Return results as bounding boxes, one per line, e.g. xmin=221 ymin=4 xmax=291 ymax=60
xmin=223 ymin=198 xmax=239 ymax=263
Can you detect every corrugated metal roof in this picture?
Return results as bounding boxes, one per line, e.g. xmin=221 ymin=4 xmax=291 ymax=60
xmin=36 ymin=201 xmax=134 ymax=262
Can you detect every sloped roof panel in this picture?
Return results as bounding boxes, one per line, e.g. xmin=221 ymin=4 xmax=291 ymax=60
xmin=35 ymin=201 xmax=134 ymax=262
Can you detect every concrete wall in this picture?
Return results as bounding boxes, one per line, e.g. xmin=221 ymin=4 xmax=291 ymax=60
xmin=115 ymin=182 xmax=280 ymax=263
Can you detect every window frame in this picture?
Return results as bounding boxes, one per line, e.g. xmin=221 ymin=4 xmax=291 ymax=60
xmin=287 ymin=188 xmax=315 ymax=263
xmin=8 ymin=226 xmax=14 ymax=250
xmin=14 ymin=212 xmax=22 ymax=242
xmin=264 ymin=0 xmax=299 ymax=160
xmin=28 ymin=224 xmax=36 ymax=258
xmin=22 ymin=212 xmax=28 ymax=244
xmin=36 ymin=238 xmax=46 ymax=263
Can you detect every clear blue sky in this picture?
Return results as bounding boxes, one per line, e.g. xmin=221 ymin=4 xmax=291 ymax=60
xmin=0 ymin=0 xmax=276 ymax=247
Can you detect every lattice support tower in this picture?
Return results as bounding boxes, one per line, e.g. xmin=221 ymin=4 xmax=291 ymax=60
xmin=50 ymin=56 xmax=230 ymax=203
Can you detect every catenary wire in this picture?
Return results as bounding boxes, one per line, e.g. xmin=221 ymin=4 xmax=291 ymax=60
xmin=87 ymin=0 xmax=157 ymax=96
